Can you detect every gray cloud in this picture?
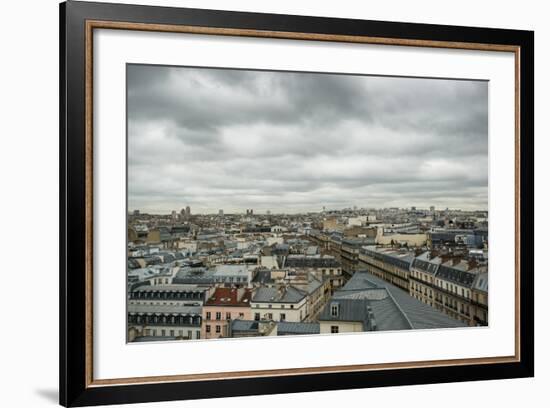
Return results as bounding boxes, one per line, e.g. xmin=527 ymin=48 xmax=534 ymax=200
xmin=127 ymin=64 xmax=488 ymax=213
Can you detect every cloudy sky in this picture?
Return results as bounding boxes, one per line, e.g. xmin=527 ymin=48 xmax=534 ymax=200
xmin=127 ymin=64 xmax=488 ymax=214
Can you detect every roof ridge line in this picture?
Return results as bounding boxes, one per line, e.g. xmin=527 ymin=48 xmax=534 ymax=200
xmin=384 ymin=288 xmax=414 ymax=330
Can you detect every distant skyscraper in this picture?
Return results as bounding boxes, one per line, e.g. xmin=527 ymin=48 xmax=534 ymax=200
xmin=133 ymin=209 xmax=140 ymax=216
xmin=218 ymin=209 xmax=224 ymax=216
xmin=430 ymin=206 xmax=435 ymax=213
xmin=266 ymin=210 xmax=271 ymax=215
xmin=185 ymin=206 xmax=191 ymax=216
xmin=171 ymin=210 xmax=177 ymax=222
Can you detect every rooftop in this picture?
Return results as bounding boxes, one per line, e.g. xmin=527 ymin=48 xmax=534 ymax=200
xmin=128 ymin=303 xmax=202 ymax=315
xmin=204 ymin=287 xmax=252 ymax=307
xmin=319 ymin=271 xmax=467 ymax=331
xmin=277 ymin=321 xmax=320 ymax=335
xmin=252 ymin=286 xmax=306 ymax=304
xmin=131 ymin=284 xmax=210 ymax=293
xmin=284 ymin=255 xmax=341 ymax=268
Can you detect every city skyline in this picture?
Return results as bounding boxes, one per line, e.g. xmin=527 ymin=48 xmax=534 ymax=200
xmin=128 ymin=65 xmax=488 ymax=214
xmin=129 ymin=206 xmax=488 ymax=216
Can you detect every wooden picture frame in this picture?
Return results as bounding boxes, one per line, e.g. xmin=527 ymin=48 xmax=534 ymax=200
xmin=60 ymin=1 xmax=534 ymax=406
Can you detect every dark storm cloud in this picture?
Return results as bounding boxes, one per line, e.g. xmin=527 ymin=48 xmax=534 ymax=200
xmin=127 ymin=64 xmax=488 ymax=213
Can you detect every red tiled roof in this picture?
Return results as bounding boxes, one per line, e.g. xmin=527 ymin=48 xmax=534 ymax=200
xmin=204 ymin=287 xmax=252 ymax=307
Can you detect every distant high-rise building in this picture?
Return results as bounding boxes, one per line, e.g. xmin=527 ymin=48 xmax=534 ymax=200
xmin=218 ymin=209 xmax=224 ymax=216
xmin=430 ymin=206 xmax=435 ymax=213
xmin=133 ymin=209 xmax=140 ymax=216
xmin=411 ymin=206 xmax=416 ymax=211
xmin=171 ymin=210 xmax=178 ymax=222
xmin=266 ymin=210 xmax=271 ymax=215
xmin=185 ymin=206 xmax=191 ymax=216
xmin=246 ymin=209 xmax=253 ymax=215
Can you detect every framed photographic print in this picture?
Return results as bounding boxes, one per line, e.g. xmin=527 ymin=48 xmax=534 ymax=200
xmin=59 ymin=1 xmax=534 ymax=406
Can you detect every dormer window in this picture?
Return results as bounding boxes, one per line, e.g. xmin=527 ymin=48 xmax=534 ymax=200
xmin=330 ymin=302 xmax=339 ymax=317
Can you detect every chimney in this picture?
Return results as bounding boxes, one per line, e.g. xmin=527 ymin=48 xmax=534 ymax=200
xmin=237 ymin=287 xmax=245 ymax=301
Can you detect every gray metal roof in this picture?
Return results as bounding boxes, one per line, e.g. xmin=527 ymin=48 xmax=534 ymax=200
xmin=349 ymin=272 xmax=467 ymax=330
xmin=411 ymin=252 xmax=441 ymax=274
xmin=132 ymin=284 xmax=209 ymax=292
xmin=318 ymin=271 xmax=466 ymax=331
xmin=132 ymin=336 xmax=177 ymax=342
xmin=472 ymin=272 xmax=488 ymax=292
xmin=284 ymin=255 xmax=341 ymax=268
xmin=231 ymin=320 xmax=259 ymax=332
xmin=128 ymin=303 xmax=202 ymax=315
xmin=437 ymin=265 xmax=477 ymax=287
xmin=252 ymin=286 xmax=306 ymax=304
xmin=318 ymin=298 xmax=369 ymax=327
xmin=277 ymin=321 xmax=320 ymax=335
xmin=251 ymin=269 xmax=275 ymax=284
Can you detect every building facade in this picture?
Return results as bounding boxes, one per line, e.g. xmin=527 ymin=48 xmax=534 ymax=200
xmin=409 ymin=252 xmax=488 ymax=326
xmin=251 ymin=286 xmax=308 ymax=322
xmin=358 ymin=246 xmax=413 ymax=292
xmin=127 ymin=303 xmax=202 ymax=341
xmin=201 ymin=287 xmax=253 ymax=339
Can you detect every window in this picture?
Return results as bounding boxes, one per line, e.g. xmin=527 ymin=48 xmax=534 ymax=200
xmin=216 ymin=312 xmax=221 ymax=320
xmin=281 ymin=304 xmax=285 ymax=309
xmin=239 ymin=313 xmax=244 ymax=318
xmin=254 ymin=313 xmax=260 ymax=321
xmin=196 ymin=331 xmax=200 ymax=339
xmin=290 ymin=305 xmax=294 ymax=309
xmin=331 ymin=303 xmax=339 ymax=317
xmin=331 ymin=326 xmax=339 ymax=333
xmin=268 ymin=304 xmax=272 ymax=309
xmin=206 ymin=325 xmax=211 ymax=333
xmin=188 ymin=330 xmax=192 ymax=339
xmin=161 ymin=330 xmax=166 ymax=336
xmin=280 ymin=313 xmax=286 ymax=321
xmin=215 ymin=325 xmax=221 ymax=333
xmin=226 ymin=312 xmax=231 ymax=320
xmin=206 ymin=312 xmax=211 ymax=320
xmin=170 ymin=330 xmax=174 ymax=336
xmin=267 ymin=313 xmax=273 ymax=320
